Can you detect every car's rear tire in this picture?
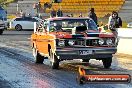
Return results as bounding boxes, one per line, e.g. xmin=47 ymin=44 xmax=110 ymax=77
xmin=0 ymin=30 xmax=3 ymax=35
xmin=102 ymin=57 xmax=112 ymax=69
xmin=50 ymin=49 xmax=59 ymax=69
xmin=33 ymin=47 xmax=44 ymax=64
xmin=15 ymin=24 xmax=22 ymax=31
xmin=76 ymin=74 xmax=86 ymax=85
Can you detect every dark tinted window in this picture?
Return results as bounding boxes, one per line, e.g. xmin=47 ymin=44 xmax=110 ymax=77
xmin=31 ymin=18 xmax=38 ymax=22
xmin=15 ymin=18 xmax=23 ymax=21
xmin=23 ymin=17 xmax=32 ymax=21
xmin=15 ymin=17 xmax=39 ymax=22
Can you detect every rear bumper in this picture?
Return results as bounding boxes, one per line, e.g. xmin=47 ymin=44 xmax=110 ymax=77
xmin=55 ymin=47 xmax=117 ymax=60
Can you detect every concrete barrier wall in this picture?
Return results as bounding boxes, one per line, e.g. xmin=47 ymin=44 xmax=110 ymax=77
xmin=117 ymin=28 xmax=132 ymax=55
xmin=118 ymin=28 xmax=132 ymax=37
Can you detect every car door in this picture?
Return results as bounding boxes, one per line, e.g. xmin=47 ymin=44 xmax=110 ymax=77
xmin=23 ymin=17 xmax=34 ymax=29
xmin=19 ymin=17 xmax=29 ymax=29
xmin=12 ymin=17 xmax=32 ymax=29
xmin=12 ymin=18 xmax=23 ymax=28
xmin=36 ymin=23 xmax=49 ymax=56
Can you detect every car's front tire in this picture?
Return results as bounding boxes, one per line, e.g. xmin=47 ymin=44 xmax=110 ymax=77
xmin=102 ymin=57 xmax=112 ymax=69
xmin=15 ymin=24 xmax=22 ymax=31
xmin=33 ymin=47 xmax=44 ymax=64
xmin=76 ymin=74 xmax=86 ymax=85
xmin=50 ymin=49 xmax=59 ymax=69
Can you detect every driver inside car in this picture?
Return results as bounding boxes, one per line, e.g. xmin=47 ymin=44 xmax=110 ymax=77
xmin=50 ymin=23 xmax=62 ymax=32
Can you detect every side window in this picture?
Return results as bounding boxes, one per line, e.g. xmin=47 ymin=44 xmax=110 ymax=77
xmin=15 ymin=18 xmax=22 ymax=21
xmin=31 ymin=18 xmax=38 ymax=22
xmin=23 ymin=17 xmax=32 ymax=21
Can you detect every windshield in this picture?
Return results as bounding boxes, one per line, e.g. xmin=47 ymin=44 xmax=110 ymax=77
xmin=49 ymin=18 xmax=98 ymax=31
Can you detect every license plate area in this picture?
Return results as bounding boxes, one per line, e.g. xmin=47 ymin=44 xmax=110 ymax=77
xmin=79 ymin=50 xmax=92 ymax=55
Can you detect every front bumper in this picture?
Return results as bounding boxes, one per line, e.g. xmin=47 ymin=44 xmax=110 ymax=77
xmin=55 ymin=47 xmax=117 ymax=60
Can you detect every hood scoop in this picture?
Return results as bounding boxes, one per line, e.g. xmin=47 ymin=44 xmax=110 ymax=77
xmin=72 ymin=26 xmax=87 ymax=34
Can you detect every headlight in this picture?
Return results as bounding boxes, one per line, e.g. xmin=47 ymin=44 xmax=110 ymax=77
xmin=106 ymin=39 xmax=113 ymax=45
xmin=98 ymin=39 xmax=104 ymax=45
xmin=68 ymin=40 xmax=75 ymax=46
xmin=58 ymin=40 xmax=65 ymax=46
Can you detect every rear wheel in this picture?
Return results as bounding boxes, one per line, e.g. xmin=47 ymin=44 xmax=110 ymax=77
xmin=76 ymin=74 xmax=86 ymax=85
xmin=50 ymin=49 xmax=59 ymax=69
xmin=15 ymin=24 xmax=22 ymax=31
xmin=102 ymin=57 xmax=112 ymax=69
xmin=32 ymin=47 xmax=44 ymax=64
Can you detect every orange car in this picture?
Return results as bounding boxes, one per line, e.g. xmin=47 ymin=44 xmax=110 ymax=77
xmin=31 ymin=17 xmax=117 ymax=69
